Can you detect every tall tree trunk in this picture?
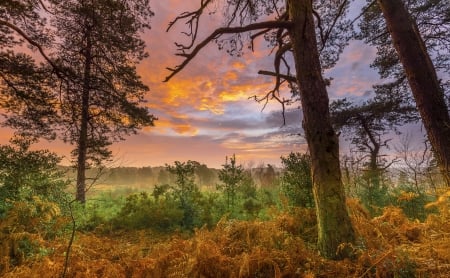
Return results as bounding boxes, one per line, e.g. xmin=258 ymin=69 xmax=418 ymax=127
xmin=76 ymin=28 xmax=92 ymax=204
xmin=377 ymin=0 xmax=450 ymax=186
xmin=287 ymin=0 xmax=355 ymax=259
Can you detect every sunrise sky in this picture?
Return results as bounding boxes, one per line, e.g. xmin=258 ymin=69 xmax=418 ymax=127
xmin=1 ymin=1 xmax=386 ymax=168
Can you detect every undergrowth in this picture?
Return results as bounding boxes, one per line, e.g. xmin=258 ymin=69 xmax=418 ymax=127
xmin=1 ymin=191 xmax=450 ymax=277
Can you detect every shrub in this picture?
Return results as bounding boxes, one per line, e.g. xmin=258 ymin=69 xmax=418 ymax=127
xmin=0 ymin=197 xmax=63 ymax=274
xmin=279 ymin=152 xmax=314 ymax=208
xmin=0 ymin=137 xmax=69 ymax=217
xmin=111 ymin=192 xmax=183 ymax=232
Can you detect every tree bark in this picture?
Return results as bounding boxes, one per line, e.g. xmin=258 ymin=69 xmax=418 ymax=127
xmin=287 ymin=0 xmax=355 ymax=259
xmin=76 ymin=27 xmax=92 ymax=204
xmin=377 ymin=0 xmax=450 ymax=186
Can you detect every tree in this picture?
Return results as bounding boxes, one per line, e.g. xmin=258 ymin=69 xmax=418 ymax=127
xmin=358 ymin=0 xmax=450 ymax=185
xmin=0 ymin=1 xmax=62 ymax=138
xmin=396 ymin=133 xmax=439 ymax=195
xmin=166 ymin=161 xmax=201 ymax=229
xmin=280 ymin=152 xmax=314 ymax=208
xmin=165 ymin=0 xmax=355 ymax=259
xmin=217 ymin=154 xmax=245 ymax=211
xmin=40 ymin=0 xmax=155 ymax=203
xmin=2 ymin=1 xmax=156 ymax=203
xmin=331 ymin=97 xmax=417 ymax=209
xmin=194 ymin=163 xmax=216 ymax=187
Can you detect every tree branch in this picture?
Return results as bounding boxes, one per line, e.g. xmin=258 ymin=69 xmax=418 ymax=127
xmin=257 ymin=70 xmax=297 ymax=83
xmin=349 ymin=0 xmax=377 ymax=26
xmin=320 ymin=0 xmax=349 ymax=52
xmin=0 ymin=19 xmax=63 ymax=78
xmin=164 ymin=20 xmax=293 ymax=82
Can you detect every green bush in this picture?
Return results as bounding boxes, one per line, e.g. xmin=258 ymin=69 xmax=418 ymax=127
xmin=392 ymin=185 xmax=436 ymax=221
xmin=111 ymin=192 xmax=183 ymax=232
xmin=0 ymin=137 xmax=69 ymax=217
xmin=73 ymin=191 xmax=126 ymax=231
xmin=279 ymin=152 xmax=314 ymax=208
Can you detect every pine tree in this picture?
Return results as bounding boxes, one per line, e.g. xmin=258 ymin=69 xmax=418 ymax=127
xmin=165 ymin=0 xmax=356 ymax=259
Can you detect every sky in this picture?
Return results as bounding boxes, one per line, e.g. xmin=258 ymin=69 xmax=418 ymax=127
xmin=1 ymin=1 xmax=385 ymax=169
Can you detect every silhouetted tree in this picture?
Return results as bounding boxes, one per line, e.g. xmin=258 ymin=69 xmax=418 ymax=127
xmin=51 ymin=0 xmax=155 ymax=203
xmin=0 ymin=0 xmax=58 ymax=67
xmin=2 ymin=0 xmax=156 ymax=203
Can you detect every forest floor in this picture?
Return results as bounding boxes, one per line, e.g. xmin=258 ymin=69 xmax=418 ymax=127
xmin=2 ymin=197 xmax=450 ymax=277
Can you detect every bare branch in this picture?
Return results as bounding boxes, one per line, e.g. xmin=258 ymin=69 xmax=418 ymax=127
xmin=164 ymin=20 xmax=293 ymax=82
xmin=166 ymin=0 xmax=214 ymax=51
xmin=249 ymin=87 xmax=290 ymax=125
xmin=258 ymin=70 xmax=297 ymax=83
xmin=166 ymin=0 xmax=214 ymax=32
xmin=250 ymin=28 xmax=271 ymax=50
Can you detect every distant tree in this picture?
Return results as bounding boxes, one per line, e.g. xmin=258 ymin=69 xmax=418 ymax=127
xmin=255 ymin=164 xmax=277 ymax=188
xmin=165 ymin=0 xmax=355 ymax=259
xmin=194 ymin=163 xmax=216 ymax=187
xmin=396 ymin=133 xmax=440 ymax=194
xmin=157 ymin=168 xmax=172 ymax=185
xmin=217 ymin=154 xmax=245 ymax=211
xmin=358 ymin=0 xmax=450 ymax=185
xmin=280 ymin=152 xmax=314 ymax=208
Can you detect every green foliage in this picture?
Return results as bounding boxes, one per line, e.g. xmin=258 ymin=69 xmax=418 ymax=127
xmin=0 ymin=137 xmax=69 ymax=217
xmin=111 ymin=192 xmax=183 ymax=232
xmin=73 ymin=191 xmax=127 ymax=232
xmin=356 ymin=173 xmax=392 ymax=216
xmin=166 ymin=161 xmax=202 ymax=229
xmin=392 ymin=184 xmax=436 ymax=221
xmin=279 ymin=152 xmax=314 ymax=208
xmin=217 ymin=154 xmax=245 ymax=211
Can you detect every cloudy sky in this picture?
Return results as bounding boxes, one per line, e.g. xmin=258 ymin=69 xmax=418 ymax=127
xmin=1 ymin=1 xmax=383 ymax=168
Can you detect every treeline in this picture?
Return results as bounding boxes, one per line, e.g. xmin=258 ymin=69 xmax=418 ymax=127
xmin=61 ymin=163 xmax=280 ymax=189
